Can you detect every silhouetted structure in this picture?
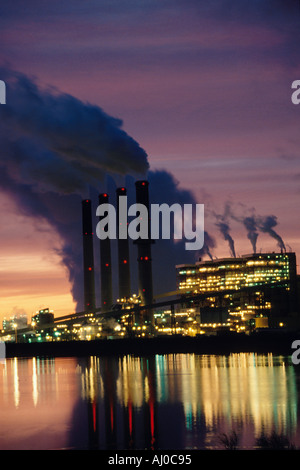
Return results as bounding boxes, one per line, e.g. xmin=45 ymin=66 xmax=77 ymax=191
xmin=82 ymin=199 xmax=96 ymax=311
xmin=135 ymin=181 xmax=154 ymax=324
xmin=98 ymin=193 xmax=113 ymax=312
xmin=116 ymin=187 xmax=131 ymax=300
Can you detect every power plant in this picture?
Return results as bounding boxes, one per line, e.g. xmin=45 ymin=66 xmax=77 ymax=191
xmin=79 ymin=181 xmax=300 ymax=338
xmin=2 ymin=181 xmax=300 ymax=343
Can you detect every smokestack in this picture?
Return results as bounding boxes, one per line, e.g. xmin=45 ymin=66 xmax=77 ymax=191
xmin=135 ymin=180 xmax=154 ymax=323
xmin=82 ymin=199 xmax=96 ymax=311
xmin=116 ymin=187 xmax=131 ymax=300
xmin=99 ymin=193 xmax=113 ymax=312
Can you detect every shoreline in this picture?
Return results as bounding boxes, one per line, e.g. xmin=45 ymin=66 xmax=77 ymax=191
xmin=4 ymin=331 xmax=300 ymax=358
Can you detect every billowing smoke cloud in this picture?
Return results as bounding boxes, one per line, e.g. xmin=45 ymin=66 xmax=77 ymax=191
xmin=0 ymin=67 xmax=215 ymax=311
xmin=217 ymin=221 xmax=236 ymax=257
xmin=242 ymin=215 xmax=258 ymax=254
xmin=0 ymin=166 xmax=84 ymax=306
xmin=0 ymin=66 xmax=149 ymax=196
xmin=213 ymin=203 xmax=236 ymax=257
xmin=200 ymin=231 xmax=215 ymax=260
xmin=256 ymin=214 xmax=286 ymax=252
xmin=224 ymin=203 xmax=286 ymax=255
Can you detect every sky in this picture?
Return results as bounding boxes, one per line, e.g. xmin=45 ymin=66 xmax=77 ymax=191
xmin=0 ymin=0 xmax=300 ymax=322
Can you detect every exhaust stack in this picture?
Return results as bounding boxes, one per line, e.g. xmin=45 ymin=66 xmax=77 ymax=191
xmin=116 ymin=187 xmax=131 ymax=300
xmin=99 ymin=193 xmax=113 ymax=312
xmin=135 ymin=180 xmax=154 ymax=323
xmin=82 ymin=199 xmax=96 ymax=311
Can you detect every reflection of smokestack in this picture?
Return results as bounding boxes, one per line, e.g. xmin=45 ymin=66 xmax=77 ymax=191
xmin=135 ymin=181 xmax=154 ymax=318
xmin=116 ymin=187 xmax=131 ymax=300
xmin=99 ymin=193 xmax=113 ymax=312
xmin=82 ymin=199 xmax=96 ymax=311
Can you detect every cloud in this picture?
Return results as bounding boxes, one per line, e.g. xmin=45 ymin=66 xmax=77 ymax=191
xmin=0 ymin=67 xmax=149 ymax=196
xmin=0 ymin=68 xmax=216 ymax=310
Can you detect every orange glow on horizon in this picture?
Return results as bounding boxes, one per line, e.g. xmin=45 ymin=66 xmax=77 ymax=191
xmin=0 ymin=195 xmax=77 ymax=324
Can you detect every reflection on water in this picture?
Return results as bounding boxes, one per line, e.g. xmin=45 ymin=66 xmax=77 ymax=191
xmin=0 ymin=353 xmax=299 ymax=449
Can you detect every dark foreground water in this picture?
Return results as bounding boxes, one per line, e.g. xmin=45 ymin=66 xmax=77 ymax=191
xmin=0 ymin=353 xmax=299 ymax=450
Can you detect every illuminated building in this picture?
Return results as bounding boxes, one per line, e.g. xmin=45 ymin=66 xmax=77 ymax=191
xmin=176 ymin=252 xmax=299 ymax=330
xmin=154 ymin=308 xmax=203 ymax=336
xmin=31 ymin=308 xmax=54 ymax=328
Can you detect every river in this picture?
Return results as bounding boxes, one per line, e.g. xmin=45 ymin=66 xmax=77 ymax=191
xmin=0 ymin=353 xmax=299 ymax=450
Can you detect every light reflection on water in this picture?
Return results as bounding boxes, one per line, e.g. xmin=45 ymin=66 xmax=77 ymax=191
xmin=0 ymin=353 xmax=299 ymax=450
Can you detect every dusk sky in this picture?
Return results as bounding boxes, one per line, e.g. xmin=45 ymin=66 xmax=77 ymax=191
xmin=0 ymin=0 xmax=300 ymax=321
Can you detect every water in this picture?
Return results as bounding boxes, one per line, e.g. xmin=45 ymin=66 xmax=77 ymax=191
xmin=0 ymin=353 xmax=299 ymax=450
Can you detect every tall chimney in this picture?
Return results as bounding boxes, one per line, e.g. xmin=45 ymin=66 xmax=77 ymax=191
xmin=116 ymin=187 xmax=131 ymax=300
xmin=99 ymin=193 xmax=113 ymax=312
xmin=82 ymin=199 xmax=96 ymax=311
xmin=135 ymin=180 xmax=154 ymax=323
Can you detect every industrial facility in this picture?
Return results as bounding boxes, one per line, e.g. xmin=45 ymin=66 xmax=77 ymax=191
xmin=1 ymin=180 xmax=300 ymax=343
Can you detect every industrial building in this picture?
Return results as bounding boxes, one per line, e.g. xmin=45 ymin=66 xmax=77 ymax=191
xmin=31 ymin=308 xmax=54 ymax=327
xmin=2 ymin=179 xmax=300 ymax=343
xmin=176 ymin=252 xmax=299 ymax=331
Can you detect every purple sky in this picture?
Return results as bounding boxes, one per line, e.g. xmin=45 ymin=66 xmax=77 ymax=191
xmin=0 ymin=0 xmax=300 ymax=319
